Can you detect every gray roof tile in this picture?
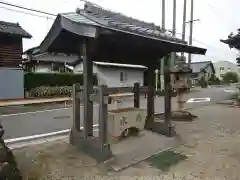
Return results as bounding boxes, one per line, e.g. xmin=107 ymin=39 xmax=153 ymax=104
xmin=61 ymin=12 xmax=99 ymax=26
xmin=0 ymin=21 xmax=31 ymax=38
xmin=32 ymin=53 xmax=79 ymax=64
xmin=61 ymin=3 xmax=186 ymax=44
xmin=190 ymin=61 xmax=212 ymax=73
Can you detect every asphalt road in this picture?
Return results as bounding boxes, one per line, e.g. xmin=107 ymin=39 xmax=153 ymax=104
xmin=0 ymin=86 xmax=238 ymax=140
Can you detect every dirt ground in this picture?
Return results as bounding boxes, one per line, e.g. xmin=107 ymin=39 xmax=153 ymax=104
xmin=13 ymin=104 xmax=240 ymax=179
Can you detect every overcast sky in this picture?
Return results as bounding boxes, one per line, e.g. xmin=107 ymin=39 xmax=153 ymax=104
xmin=0 ymin=0 xmax=239 ymax=63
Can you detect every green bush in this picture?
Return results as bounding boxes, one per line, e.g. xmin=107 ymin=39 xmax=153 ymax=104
xmin=24 ymin=73 xmax=98 ymax=90
xmin=27 ymin=86 xmax=74 ymax=97
xmin=222 ymin=72 xmax=239 ymax=83
xmin=26 ymin=85 xmax=101 ymax=98
xmin=208 ymin=74 xmax=221 ymax=85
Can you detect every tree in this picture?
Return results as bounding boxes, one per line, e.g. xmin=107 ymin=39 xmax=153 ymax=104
xmin=222 ymin=72 xmax=239 ymax=83
xmin=237 ymin=57 xmax=240 ymax=67
xmin=208 ymin=74 xmax=220 ymax=85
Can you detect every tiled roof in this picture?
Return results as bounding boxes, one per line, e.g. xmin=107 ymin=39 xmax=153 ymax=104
xmin=28 ymin=51 xmax=147 ymax=68
xmin=61 ymin=2 xmax=185 ymax=44
xmin=23 ymin=46 xmax=40 ymax=54
xmin=29 ymin=52 xmax=146 ymax=68
xmin=0 ymin=21 xmax=31 ymax=38
xmin=32 ymin=53 xmax=79 ymax=64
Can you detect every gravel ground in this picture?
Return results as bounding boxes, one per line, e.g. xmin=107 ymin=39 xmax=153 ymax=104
xmin=12 ymin=104 xmax=240 ymax=179
xmin=118 ymin=104 xmax=240 ymax=179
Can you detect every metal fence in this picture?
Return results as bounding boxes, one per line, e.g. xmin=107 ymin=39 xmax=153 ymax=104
xmin=0 ymin=68 xmax=24 ymax=100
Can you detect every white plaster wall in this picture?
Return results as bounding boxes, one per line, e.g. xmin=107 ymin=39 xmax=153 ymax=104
xmin=33 ymin=64 xmax=53 ymax=73
xmin=73 ymin=62 xmax=145 ymax=87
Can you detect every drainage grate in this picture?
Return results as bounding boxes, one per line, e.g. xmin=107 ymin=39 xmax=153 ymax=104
xmin=54 ymin=115 xmax=70 ymax=119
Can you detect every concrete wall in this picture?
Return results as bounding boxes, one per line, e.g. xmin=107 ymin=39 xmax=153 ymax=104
xmin=74 ymin=62 xmax=144 ymax=87
xmin=96 ymin=66 xmax=144 ymax=87
xmin=74 ymin=63 xmax=98 ymax=74
xmin=214 ymin=61 xmax=240 ymax=80
xmin=0 ymin=68 xmax=24 ymax=100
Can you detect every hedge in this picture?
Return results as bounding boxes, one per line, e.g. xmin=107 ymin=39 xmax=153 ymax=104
xmin=24 ymin=72 xmax=98 ymax=90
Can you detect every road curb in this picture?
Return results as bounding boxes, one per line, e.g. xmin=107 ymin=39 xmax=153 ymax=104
xmin=4 ymin=124 xmax=99 ymax=146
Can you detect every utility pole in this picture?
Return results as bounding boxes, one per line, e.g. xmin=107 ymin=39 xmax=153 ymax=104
xmin=188 ymin=0 xmax=194 ymax=66
xmin=164 ymin=0 xmax=177 ymax=136
xmin=160 ymin=0 xmax=165 ymax=91
xmin=155 ymin=69 xmax=158 ymax=91
xmin=171 ymin=0 xmax=177 ymax=67
xmin=162 ymin=0 xmax=165 ymax=30
xmin=181 ymin=0 xmax=187 ymax=58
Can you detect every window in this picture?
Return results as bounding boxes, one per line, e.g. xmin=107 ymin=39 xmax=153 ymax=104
xmin=220 ymin=67 xmax=224 ymax=73
xmin=120 ymin=71 xmax=127 ymax=82
xmin=176 ymin=75 xmax=180 ymax=81
xmin=120 ymin=72 xmax=124 ymax=82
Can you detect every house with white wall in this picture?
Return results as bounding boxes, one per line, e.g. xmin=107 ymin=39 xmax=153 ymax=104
xmin=22 ymin=51 xmax=78 ymax=73
xmin=74 ymin=61 xmax=146 ymax=87
xmin=214 ymin=60 xmax=240 ymax=80
xmin=22 ymin=48 xmax=147 ymax=87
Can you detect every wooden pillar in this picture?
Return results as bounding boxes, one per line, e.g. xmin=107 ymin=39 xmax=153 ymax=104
xmin=98 ymin=85 xmax=108 ymax=149
xmin=72 ymin=83 xmax=81 ymax=132
xmin=82 ymin=39 xmax=94 ymax=138
xmin=133 ymin=82 xmax=140 ymax=108
xmin=164 ymin=56 xmax=172 ymax=127
xmin=146 ymin=62 xmax=155 ymax=127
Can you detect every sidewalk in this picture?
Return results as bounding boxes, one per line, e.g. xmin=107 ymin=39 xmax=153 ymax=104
xmin=10 ymin=102 xmax=240 ymax=179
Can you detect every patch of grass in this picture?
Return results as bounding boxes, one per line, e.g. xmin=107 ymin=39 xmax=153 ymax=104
xmin=148 ymin=150 xmax=187 ymax=171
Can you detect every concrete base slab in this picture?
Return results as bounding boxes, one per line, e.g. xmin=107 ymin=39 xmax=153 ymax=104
xmin=70 ymin=129 xmax=112 ymax=162
xmin=145 ymin=121 xmax=177 ymax=137
xmin=155 ymin=111 xmax=197 ymax=122
xmin=106 ymin=130 xmax=181 ymax=172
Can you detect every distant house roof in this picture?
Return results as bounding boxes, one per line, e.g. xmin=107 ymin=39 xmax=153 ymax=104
xmin=24 ymin=52 xmax=147 ymax=69
xmin=92 ymin=61 xmax=147 ymax=69
xmin=0 ymin=21 xmax=32 ymax=38
xmin=23 ymin=46 xmax=40 ymax=54
xmin=220 ymin=31 xmax=240 ymax=50
xmin=190 ymin=61 xmax=215 ymax=74
xmin=31 ymin=53 xmax=79 ymax=64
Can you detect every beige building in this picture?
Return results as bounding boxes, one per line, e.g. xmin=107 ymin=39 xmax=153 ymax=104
xmin=214 ymin=60 xmax=240 ymax=80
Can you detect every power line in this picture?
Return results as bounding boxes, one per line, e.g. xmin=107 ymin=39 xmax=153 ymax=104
xmin=0 ymin=6 xmax=55 ymax=19
xmin=172 ymin=31 xmax=235 ymax=55
xmin=0 ymin=0 xmax=228 ymax=55
xmin=0 ymin=1 xmax=56 ymax=16
xmin=0 ymin=0 xmax=232 ymax=62
xmin=207 ymin=3 xmax=237 ymax=29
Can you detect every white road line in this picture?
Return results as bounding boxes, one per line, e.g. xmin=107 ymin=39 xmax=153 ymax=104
xmin=186 ymin=97 xmax=211 ymax=103
xmin=224 ymin=89 xmax=236 ymax=93
xmin=0 ymin=107 xmax=70 ymax=117
xmin=4 ymin=124 xmax=99 ymax=144
xmin=8 ymin=129 xmax=100 ymax=150
xmin=0 ymin=104 xmax=99 ymax=117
